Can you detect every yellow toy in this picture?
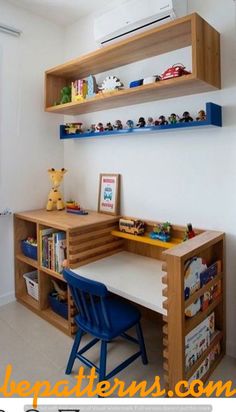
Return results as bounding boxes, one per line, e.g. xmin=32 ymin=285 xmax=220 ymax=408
xmin=46 ymin=168 xmax=67 ymax=211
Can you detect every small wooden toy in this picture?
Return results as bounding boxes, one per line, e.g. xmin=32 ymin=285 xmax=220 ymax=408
xmin=184 ymin=223 xmax=196 ymax=241
xmin=158 ymin=115 xmax=168 ymax=125
xmin=150 ymin=221 xmax=172 ymax=242
xmin=137 ymin=117 xmax=146 ymax=127
xmin=147 ymin=117 xmax=154 ymax=126
xmin=66 ymin=200 xmax=80 ymax=210
xmin=119 ymin=218 xmax=145 ymax=236
xmin=65 ymin=123 xmax=83 ymax=134
xmin=180 ymin=111 xmax=193 ymax=122
xmin=126 ymin=120 xmax=134 ymax=129
xmin=101 ymin=76 xmax=123 ymax=91
xmin=168 ymin=113 xmax=179 ymax=124
xmin=196 ymin=110 xmax=206 ymax=121
xmin=113 ymin=120 xmax=123 ymax=130
xmin=46 ymin=168 xmax=67 ymax=211
xmin=71 ymin=79 xmax=87 ymax=102
xmin=96 ymin=122 xmax=104 ymax=132
xmin=86 ymin=75 xmax=97 ymax=98
xmin=105 ymin=122 xmax=113 ymax=131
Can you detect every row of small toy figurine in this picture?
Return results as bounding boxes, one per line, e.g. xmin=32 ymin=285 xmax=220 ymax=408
xmin=65 ymin=110 xmax=206 ymax=135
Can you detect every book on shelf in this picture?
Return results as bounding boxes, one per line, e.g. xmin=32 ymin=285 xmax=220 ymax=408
xmin=40 ymin=228 xmax=66 ymax=273
xmin=185 ymin=312 xmax=215 ymax=370
xmin=185 ymin=260 xmax=222 ymax=317
xmin=188 ymin=341 xmax=221 ymax=382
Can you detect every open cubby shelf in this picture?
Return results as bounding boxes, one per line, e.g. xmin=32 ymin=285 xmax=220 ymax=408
xmin=60 ymin=102 xmax=222 ymax=140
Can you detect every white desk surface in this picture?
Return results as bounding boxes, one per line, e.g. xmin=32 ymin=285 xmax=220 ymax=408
xmin=74 ymin=251 xmax=166 ymax=315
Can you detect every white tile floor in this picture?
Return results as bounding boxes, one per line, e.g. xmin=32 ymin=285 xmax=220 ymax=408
xmin=0 ymin=301 xmax=235 ymax=398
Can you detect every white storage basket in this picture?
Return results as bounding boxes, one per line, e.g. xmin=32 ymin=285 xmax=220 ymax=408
xmin=23 ymin=270 xmax=39 ymax=301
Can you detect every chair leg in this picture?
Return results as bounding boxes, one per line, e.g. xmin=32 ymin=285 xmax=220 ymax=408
xmin=99 ymin=340 xmax=107 ymax=381
xmin=136 ymin=321 xmax=148 ymax=365
xmin=66 ymin=328 xmax=83 ymax=374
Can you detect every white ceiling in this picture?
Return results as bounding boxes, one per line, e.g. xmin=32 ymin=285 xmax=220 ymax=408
xmin=7 ymin=0 xmax=118 ymax=26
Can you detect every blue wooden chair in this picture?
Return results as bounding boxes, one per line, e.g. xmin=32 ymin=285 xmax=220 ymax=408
xmin=63 ymin=268 xmax=148 ymax=382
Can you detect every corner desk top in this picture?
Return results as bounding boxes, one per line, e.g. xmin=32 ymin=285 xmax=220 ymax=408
xmin=14 ymin=209 xmax=119 ymax=231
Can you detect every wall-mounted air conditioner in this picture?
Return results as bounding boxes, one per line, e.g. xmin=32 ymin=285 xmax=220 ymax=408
xmin=94 ymin=0 xmax=187 ymax=47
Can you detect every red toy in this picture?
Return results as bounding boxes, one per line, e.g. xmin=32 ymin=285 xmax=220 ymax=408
xmin=161 ymin=64 xmax=191 ymax=80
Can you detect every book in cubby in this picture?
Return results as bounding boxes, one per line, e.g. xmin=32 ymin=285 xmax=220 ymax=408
xmin=39 ymin=228 xmax=67 ymax=273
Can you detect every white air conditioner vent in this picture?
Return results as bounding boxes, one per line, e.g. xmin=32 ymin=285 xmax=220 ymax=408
xmin=94 ymin=0 xmax=187 ymax=47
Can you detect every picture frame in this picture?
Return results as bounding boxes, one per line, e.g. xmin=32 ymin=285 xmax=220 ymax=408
xmin=98 ymin=173 xmax=120 ymax=215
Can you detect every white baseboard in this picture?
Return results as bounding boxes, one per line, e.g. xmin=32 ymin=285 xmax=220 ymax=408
xmin=0 ymin=291 xmax=15 ymax=307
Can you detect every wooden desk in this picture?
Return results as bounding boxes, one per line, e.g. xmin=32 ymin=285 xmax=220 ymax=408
xmin=74 ymin=251 xmax=166 ymax=315
xmin=14 ymin=209 xmax=225 ymax=393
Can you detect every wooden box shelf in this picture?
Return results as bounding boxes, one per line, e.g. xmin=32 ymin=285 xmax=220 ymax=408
xmin=45 ymin=13 xmax=221 ymax=115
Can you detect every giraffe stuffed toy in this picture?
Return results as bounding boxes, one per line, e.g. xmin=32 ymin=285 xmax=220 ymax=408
xmin=46 ymin=168 xmax=67 ymax=211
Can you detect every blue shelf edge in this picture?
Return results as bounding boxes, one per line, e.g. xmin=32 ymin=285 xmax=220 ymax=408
xmin=60 ymin=102 xmax=222 ymax=140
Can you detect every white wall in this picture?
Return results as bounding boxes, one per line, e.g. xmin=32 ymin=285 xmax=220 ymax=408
xmin=63 ymin=0 xmax=236 ymax=357
xmin=0 ymin=0 xmax=65 ymax=305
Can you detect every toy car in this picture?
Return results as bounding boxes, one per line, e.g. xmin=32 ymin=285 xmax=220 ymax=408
xmin=65 ymin=123 xmax=83 ymax=134
xmin=150 ymin=232 xmax=171 ymax=242
xmin=161 ymin=64 xmax=191 ymax=80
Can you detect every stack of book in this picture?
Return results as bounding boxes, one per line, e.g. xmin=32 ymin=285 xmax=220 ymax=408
xmin=40 ymin=229 xmax=66 ymax=273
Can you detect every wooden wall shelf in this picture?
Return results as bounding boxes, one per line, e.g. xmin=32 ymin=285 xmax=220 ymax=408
xmin=60 ymin=103 xmax=222 ymax=140
xmin=45 ymin=13 xmax=221 ymax=115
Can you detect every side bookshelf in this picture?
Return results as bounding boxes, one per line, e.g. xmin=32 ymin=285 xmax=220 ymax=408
xmin=162 ymin=230 xmax=225 ymax=391
xmin=14 ymin=209 xmax=120 ymax=336
xmin=60 ymin=103 xmax=222 ymax=141
xmin=45 ymin=13 xmax=220 ymax=115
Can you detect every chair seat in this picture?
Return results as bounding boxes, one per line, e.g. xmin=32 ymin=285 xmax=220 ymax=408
xmin=75 ymin=296 xmax=141 ymax=340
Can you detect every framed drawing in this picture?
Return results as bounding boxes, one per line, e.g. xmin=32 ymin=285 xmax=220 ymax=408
xmin=98 ymin=173 xmax=120 ymax=215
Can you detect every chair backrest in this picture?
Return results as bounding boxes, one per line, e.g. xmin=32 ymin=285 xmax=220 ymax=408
xmin=63 ymin=268 xmax=111 ymax=329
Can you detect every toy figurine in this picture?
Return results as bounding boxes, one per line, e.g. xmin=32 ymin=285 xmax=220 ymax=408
xmin=158 ymin=115 xmax=168 ymax=125
xmin=96 ymin=122 xmax=104 ymax=132
xmin=88 ymin=124 xmax=96 ymax=133
xmin=54 ymin=86 xmax=71 ymax=105
xmin=184 ymin=223 xmax=196 ymax=241
xmin=105 ymin=122 xmax=113 ymax=131
xmin=180 ymin=111 xmax=193 ymax=122
xmin=168 ymin=113 xmax=179 ymax=124
xmin=147 ymin=117 xmax=154 ymax=126
xmin=46 ymin=168 xmax=67 ymax=211
xmin=196 ymin=110 xmax=206 ymax=121
xmin=126 ymin=120 xmax=134 ymax=129
xmin=113 ymin=120 xmax=123 ymax=130
xmin=150 ymin=221 xmax=172 ymax=242
xmin=137 ymin=117 xmax=146 ymax=127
